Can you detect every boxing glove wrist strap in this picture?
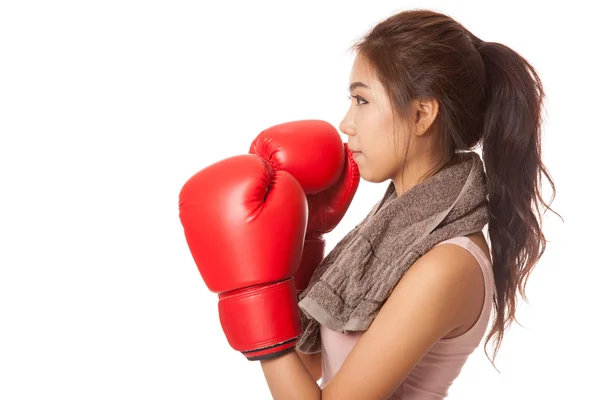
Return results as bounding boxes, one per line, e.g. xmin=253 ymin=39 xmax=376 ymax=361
xmin=218 ymin=278 xmax=302 ymax=361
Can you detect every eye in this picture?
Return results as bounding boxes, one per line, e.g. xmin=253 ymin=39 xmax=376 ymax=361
xmin=347 ymin=95 xmax=368 ymax=106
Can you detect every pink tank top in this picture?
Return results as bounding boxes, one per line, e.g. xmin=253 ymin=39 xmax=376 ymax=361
xmin=319 ymin=236 xmax=495 ymax=399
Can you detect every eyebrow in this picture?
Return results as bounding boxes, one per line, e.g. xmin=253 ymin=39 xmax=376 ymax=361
xmin=348 ymin=81 xmax=370 ymax=91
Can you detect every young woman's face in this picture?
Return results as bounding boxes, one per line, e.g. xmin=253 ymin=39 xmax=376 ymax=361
xmin=339 ymin=54 xmax=410 ymax=184
xmin=339 ymin=53 xmax=441 ymax=191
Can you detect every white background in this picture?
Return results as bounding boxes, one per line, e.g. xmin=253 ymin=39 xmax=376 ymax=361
xmin=1 ymin=1 xmax=597 ymax=399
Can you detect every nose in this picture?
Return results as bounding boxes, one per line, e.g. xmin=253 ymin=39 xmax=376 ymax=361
xmin=339 ymin=109 xmax=356 ymax=137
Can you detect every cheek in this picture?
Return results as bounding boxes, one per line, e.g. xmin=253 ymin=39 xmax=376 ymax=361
xmin=354 ymin=109 xmax=399 ymax=180
xmin=356 ymin=135 xmax=398 ymax=182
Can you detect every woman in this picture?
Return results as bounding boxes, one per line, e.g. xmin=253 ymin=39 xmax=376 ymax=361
xmin=259 ymin=9 xmax=557 ymax=399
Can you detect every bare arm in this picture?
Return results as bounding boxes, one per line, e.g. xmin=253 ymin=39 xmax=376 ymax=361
xmin=261 ymin=351 xmax=321 ymax=400
xmin=297 ymin=350 xmax=322 ymax=381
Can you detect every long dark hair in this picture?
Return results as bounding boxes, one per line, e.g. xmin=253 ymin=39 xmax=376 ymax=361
xmin=350 ymin=9 xmax=559 ymax=367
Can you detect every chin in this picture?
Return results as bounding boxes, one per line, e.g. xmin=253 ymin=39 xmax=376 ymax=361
xmin=357 ymin=169 xmax=387 ymax=184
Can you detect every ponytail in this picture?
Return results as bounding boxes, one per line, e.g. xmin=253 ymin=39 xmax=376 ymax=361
xmin=478 ymin=41 xmax=559 ymax=363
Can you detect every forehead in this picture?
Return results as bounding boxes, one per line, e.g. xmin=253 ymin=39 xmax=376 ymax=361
xmin=349 ymin=54 xmax=378 ymax=88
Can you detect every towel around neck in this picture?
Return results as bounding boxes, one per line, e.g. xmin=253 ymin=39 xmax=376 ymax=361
xmin=296 ymin=151 xmax=489 ymax=354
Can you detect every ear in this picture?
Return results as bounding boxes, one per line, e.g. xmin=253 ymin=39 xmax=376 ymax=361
xmin=411 ymin=98 xmax=439 ymax=136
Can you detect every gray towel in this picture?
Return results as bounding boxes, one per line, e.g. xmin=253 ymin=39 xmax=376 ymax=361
xmin=296 ymin=151 xmax=489 ymax=353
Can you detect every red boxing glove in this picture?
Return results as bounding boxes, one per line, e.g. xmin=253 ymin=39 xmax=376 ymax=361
xmin=299 ymin=145 xmax=360 ymax=292
xmin=178 ymin=154 xmax=308 ymax=360
xmin=249 ymin=120 xmax=360 ymax=294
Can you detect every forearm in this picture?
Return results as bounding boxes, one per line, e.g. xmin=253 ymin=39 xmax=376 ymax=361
xmin=297 ymin=350 xmax=322 ymax=381
xmin=260 ymin=350 xmax=321 ymax=400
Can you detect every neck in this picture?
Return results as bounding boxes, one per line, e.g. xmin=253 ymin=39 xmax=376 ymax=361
xmin=392 ymin=153 xmax=449 ymax=196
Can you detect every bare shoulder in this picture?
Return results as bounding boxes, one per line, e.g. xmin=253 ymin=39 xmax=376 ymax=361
xmin=409 ymin=233 xmax=486 ymax=313
xmin=417 ymin=231 xmax=488 ymax=275
xmin=429 ymin=231 xmax=490 ymax=338
xmin=424 ymin=231 xmax=490 ymax=275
